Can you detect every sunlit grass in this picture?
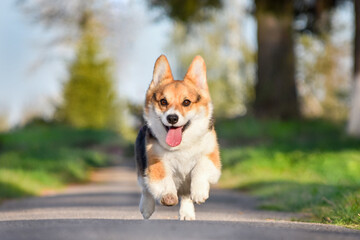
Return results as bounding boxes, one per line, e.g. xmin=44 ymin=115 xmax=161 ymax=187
xmin=0 ymin=123 xmax=126 ymax=201
xmin=0 ymin=169 xmax=61 ymax=199
xmin=217 ymin=117 xmax=360 ymax=229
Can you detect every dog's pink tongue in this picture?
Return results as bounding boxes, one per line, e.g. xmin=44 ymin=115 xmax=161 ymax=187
xmin=166 ymin=127 xmax=183 ymax=147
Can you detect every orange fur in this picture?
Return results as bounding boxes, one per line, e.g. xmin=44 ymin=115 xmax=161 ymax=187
xmin=147 ymin=158 xmax=166 ymax=181
xmin=146 ymin=143 xmax=166 ymax=181
xmin=145 ymin=55 xmax=211 ymax=116
xmin=145 ymin=80 xmax=210 ymax=116
xmin=206 ymin=134 xmax=221 ymax=169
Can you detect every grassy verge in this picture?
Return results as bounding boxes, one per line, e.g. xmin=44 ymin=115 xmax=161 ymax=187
xmin=216 ymin=117 xmax=360 ymax=229
xmin=0 ymin=123 xmax=128 ymax=201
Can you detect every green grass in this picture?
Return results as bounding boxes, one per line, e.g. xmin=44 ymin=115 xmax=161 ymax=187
xmin=216 ymin=117 xmax=360 ymax=229
xmin=0 ymin=123 xmax=127 ymax=201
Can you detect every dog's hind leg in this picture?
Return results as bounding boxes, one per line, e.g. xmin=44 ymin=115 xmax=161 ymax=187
xmin=139 ymin=187 xmax=155 ymax=219
xmin=179 ymin=196 xmax=195 ymax=220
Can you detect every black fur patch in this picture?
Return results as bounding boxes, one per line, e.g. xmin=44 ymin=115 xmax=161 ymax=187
xmin=135 ymin=125 xmax=148 ymax=177
xmin=208 ymin=117 xmax=215 ymax=130
xmin=135 ymin=125 xmax=157 ymax=177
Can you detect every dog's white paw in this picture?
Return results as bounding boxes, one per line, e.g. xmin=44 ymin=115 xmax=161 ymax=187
xmin=191 ymin=181 xmax=209 ymax=204
xmin=179 ymin=212 xmax=195 ymax=220
xmin=191 ymin=191 xmax=209 ymax=204
xmin=179 ymin=198 xmax=195 ymax=220
xmin=140 ymin=192 xmax=155 ymax=219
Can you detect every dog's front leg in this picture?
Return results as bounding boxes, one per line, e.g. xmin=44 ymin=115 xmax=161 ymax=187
xmin=146 ymin=176 xmax=178 ymax=206
xmin=179 ymin=195 xmax=195 ymax=220
xmin=190 ymin=154 xmax=221 ymax=204
xmin=145 ymin=151 xmax=178 ymax=206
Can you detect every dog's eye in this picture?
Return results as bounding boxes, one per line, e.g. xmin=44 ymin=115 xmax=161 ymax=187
xmin=160 ymin=99 xmax=168 ymax=106
xmin=182 ymin=99 xmax=191 ymax=107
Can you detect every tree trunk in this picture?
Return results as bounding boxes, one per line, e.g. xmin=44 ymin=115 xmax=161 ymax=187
xmin=254 ymin=0 xmax=299 ymax=119
xmin=347 ymin=0 xmax=360 ymax=137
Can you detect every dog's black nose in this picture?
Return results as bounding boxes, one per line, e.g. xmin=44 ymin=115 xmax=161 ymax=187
xmin=167 ymin=114 xmax=178 ymax=124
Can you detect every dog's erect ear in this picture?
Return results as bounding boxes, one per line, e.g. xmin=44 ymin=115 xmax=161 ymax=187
xmin=184 ymin=55 xmax=208 ymax=90
xmin=150 ymin=55 xmax=173 ymax=89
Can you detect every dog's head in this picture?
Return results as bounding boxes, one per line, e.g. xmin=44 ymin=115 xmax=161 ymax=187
xmin=144 ymin=55 xmax=213 ymax=150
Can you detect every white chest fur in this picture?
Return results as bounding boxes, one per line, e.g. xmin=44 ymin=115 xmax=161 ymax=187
xmin=150 ymin=130 xmax=216 ymax=192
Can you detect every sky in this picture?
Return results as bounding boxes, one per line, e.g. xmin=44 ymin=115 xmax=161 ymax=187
xmin=0 ymin=0 xmax=62 ymax=124
xmin=0 ymin=0 xmax=173 ymax=126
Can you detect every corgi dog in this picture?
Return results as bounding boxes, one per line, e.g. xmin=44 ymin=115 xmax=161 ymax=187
xmin=135 ymin=55 xmax=221 ymax=220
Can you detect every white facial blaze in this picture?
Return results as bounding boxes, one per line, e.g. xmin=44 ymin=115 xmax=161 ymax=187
xmin=161 ymin=107 xmax=186 ymax=127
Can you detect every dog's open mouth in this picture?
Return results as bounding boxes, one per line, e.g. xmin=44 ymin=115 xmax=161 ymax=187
xmin=163 ymin=121 xmax=190 ymax=147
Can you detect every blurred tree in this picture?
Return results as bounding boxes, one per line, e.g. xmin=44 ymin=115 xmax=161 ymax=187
xmin=59 ymin=15 xmax=116 ymax=129
xmin=348 ymin=0 xmax=360 ymax=136
xmin=254 ymin=0 xmax=299 ymax=119
xmin=254 ymin=0 xmax=345 ymax=119
xmin=294 ymin=0 xmax=337 ymax=34
xmin=17 ymin=1 xmax=140 ymax=135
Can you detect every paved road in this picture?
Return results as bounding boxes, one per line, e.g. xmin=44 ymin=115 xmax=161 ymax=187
xmin=0 ymin=167 xmax=359 ymax=240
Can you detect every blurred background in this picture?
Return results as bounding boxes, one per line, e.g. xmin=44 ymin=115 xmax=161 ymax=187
xmin=0 ymin=0 xmax=359 ymax=229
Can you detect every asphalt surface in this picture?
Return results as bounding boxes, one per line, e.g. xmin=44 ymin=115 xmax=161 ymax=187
xmin=0 ymin=167 xmax=359 ymax=240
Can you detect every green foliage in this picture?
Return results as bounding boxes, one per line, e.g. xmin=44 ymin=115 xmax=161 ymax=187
xmin=60 ymin=20 xmax=116 ymax=129
xmin=149 ymin=0 xmax=222 ymax=24
xmin=217 ymin=117 xmax=360 ymax=228
xmin=297 ymin=34 xmax=351 ymax=121
xmin=0 ymin=123 xmax=124 ymax=201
